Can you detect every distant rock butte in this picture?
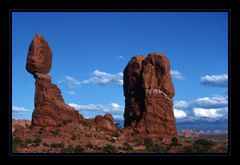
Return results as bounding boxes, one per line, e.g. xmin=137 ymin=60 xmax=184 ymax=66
xmin=123 ymin=53 xmax=178 ymax=142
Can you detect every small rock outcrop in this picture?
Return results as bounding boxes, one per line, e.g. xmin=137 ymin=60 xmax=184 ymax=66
xmin=123 ymin=53 xmax=178 ymax=142
xmin=26 ymin=34 xmax=83 ymax=127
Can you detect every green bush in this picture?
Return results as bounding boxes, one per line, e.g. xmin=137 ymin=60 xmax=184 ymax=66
xmin=63 ymin=120 xmax=72 ymax=125
xmin=122 ymin=145 xmax=135 ymax=153
xmin=50 ymin=143 xmax=64 ymax=148
xmin=103 ymin=144 xmax=117 ymax=153
xmin=170 ymin=137 xmax=182 ymax=146
xmin=61 ymin=145 xmax=84 ymax=153
xmin=50 ymin=129 xmax=60 ymax=136
xmin=86 ymin=143 xmax=94 ymax=149
xmin=192 ymin=138 xmax=214 ymax=152
xmin=71 ymin=134 xmax=77 ymax=141
xmin=183 ymin=146 xmax=194 ymax=152
xmin=25 ymin=139 xmax=32 ymax=144
xmin=124 ymin=142 xmax=130 ymax=146
xmin=28 ymin=125 xmax=34 ymax=130
xmin=183 ymin=138 xmax=214 ymax=153
xmin=80 ymin=121 xmax=88 ymax=126
xmin=34 ymin=137 xmax=42 ymax=144
xmin=144 ymin=138 xmax=166 ymax=153
xmin=13 ymin=136 xmax=23 ymax=145
xmin=12 ymin=143 xmax=18 ymax=153
xmin=38 ymin=127 xmax=44 ymax=134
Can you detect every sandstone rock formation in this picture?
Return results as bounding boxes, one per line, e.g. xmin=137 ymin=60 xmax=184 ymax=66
xmin=123 ymin=53 xmax=178 ymax=142
xmin=86 ymin=114 xmax=118 ymax=135
xmin=26 ymin=34 xmax=83 ymax=127
xmin=26 ymin=33 xmax=52 ymax=74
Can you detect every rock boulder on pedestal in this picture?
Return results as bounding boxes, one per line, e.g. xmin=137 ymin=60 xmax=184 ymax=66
xmin=26 ymin=34 xmax=82 ymax=127
xmin=26 ymin=33 xmax=52 ymax=74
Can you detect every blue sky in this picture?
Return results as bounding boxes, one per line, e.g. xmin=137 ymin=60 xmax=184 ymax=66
xmin=12 ymin=12 xmax=228 ymax=123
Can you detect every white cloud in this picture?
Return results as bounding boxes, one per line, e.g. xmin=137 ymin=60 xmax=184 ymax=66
xmin=81 ymin=70 xmax=123 ymax=86
xmin=12 ymin=106 xmax=30 ymax=113
xmin=193 ymin=108 xmax=223 ymax=118
xmin=170 ymin=70 xmax=185 ymax=80
xmin=174 ymin=100 xmax=189 ymax=109
xmin=174 ymin=109 xmax=187 ymax=119
xmin=119 ymin=56 xmax=124 ymax=59
xmin=200 ymin=74 xmax=228 ymax=87
xmin=68 ymin=103 xmax=124 ymax=113
xmin=59 ymin=76 xmax=81 ymax=89
xmin=193 ymin=95 xmax=228 ymax=108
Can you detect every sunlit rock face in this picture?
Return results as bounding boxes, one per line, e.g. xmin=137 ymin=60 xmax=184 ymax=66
xmin=123 ymin=53 xmax=178 ymax=143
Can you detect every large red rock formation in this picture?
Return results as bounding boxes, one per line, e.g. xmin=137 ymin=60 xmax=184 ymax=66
xmin=123 ymin=53 xmax=178 ymax=142
xmin=26 ymin=34 xmax=83 ymax=127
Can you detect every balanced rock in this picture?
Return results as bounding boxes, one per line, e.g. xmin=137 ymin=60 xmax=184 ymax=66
xmin=123 ymin=53 xmax=178 ymax=142
xmin=26 ymin=33 xmax=52 ymax=74
xmin=26 ymin=34 xmax=83 ymax=127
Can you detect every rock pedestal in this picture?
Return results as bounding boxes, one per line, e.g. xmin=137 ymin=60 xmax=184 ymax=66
xmin=26 ymin=34 xmax=82 ymax=127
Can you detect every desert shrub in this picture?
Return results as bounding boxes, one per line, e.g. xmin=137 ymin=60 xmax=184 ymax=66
xmin=43 ymin=142 xmax=49 ymax=146
xmin=103 ymin=144 xmax=117 ymax=153
xmin=61 ymin=145 xmax=84 ymax=153
xmin=38 ymin=127 xmax=44 ymax=134
xmin=50 ymin=143 xmax=64 ymax=148
xmin=50 ymin=129 xmax=60 ymax=136
xmin=13 ymin=136 xmax=23 ymax=145
xmin=144 ymin=138 xmax=154 ymax=147
xmin=122 ymin=145 xmax=135 ymax=153
xmin=80 ymin=121 xmax=88 ymax=126
xmin=25 ymin=139 xmax=32 ymax=144
xmin=12 ymin=143 xmax=18 ymax=153
xmin=94 ymin=146 xmax=102 ymax=151
xmin=170 ymin=137 xmax=182 ymax=146
xmin=12 ymin=137 xmax=24 ymax=153
xmin=63 ymin=119 xmax=72 ymax=125
xmin=144 ymin=138 xmax=166 ymax=153
xmin=183 ymin=146 xmax=194 ymax=153
xmin=34 ymin=137 xmax=42 ymax=144
xmin=86 ymin=143 xmax=94 ymax=149
xmin=192 ymin=138 xmax=214 ymax=152
xmin=28 ymin=125 xmax=34 ymax=130
xmin=183 ymin=138 xmax=214 ymax=153
xmin=71 ymin=134 xmax=77 ymax=141
xmin=124 ymin=142 xmax=130 ymax=146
